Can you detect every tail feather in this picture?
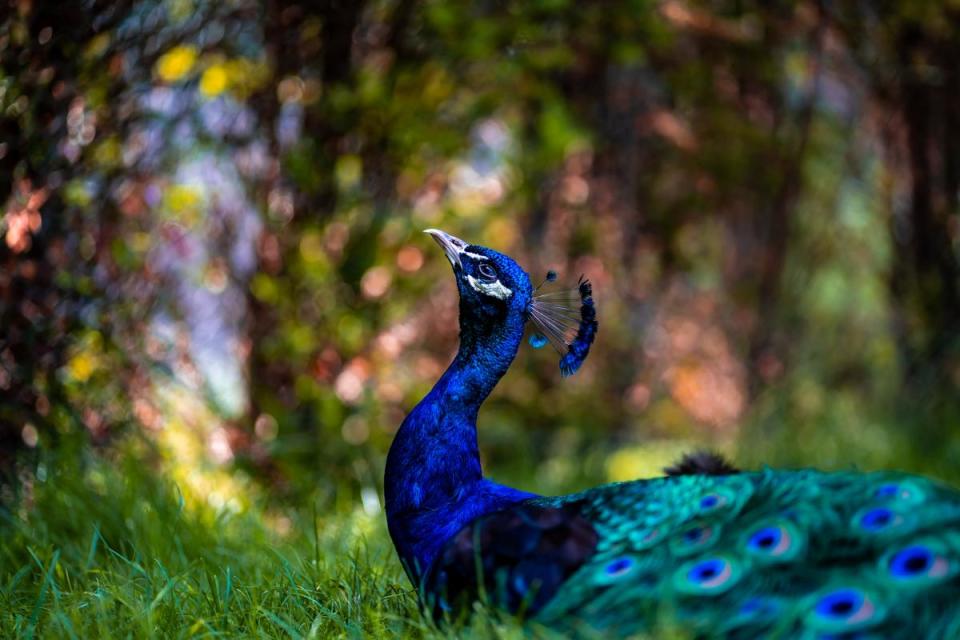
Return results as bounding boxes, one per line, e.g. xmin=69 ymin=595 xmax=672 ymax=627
xmin=425 ymin=469 xmax=960 ymax=638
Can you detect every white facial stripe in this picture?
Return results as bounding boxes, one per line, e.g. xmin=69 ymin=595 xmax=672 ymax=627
xmin=466 ymin=274 xmax=513 ymax=300
xmin=463 ymin=251 xmax=488 ymax=261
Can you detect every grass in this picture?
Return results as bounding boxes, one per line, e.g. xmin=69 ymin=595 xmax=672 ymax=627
xmin=0 ymin=446 xmax=536 ymax=639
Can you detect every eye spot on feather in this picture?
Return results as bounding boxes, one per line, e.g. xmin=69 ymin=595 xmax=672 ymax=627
xmin=821 ymin=594 xmax=855 ymax=616
xmin=753 ymin=529 xmax=776 ymax=548
xmin=744 ymin=522 xmax=803 ymax=561
xmin=862 ymin=508 xmax=891 ymax=528
xmin=855 ymin=507 xmax=904 ymax=533
xmin=807 ymin=588 xmax=882 ymax=631
xmin=891 ymin=546 xmax=932 ymax=575
xmin=697 ymin=491 xmax=731 ymax=513
xmin=874 ymin=481 xmax=925 ymax=504
xmin=595 ymin=555 xmax=648 ymax=586
xmin=886 ymin=544 xmax=951 ymax=583
xmin=875 ymin=483 xmax=898 ymax=499
xmin=670 ymin=523 xmax=720 ymax=556
xmin=674 ymin=556 xmax=741 ymax=595
xmin=604 ymin=557 xmax=634 ymax=577
xmin=691 ymin=560 xmax=721 ymax=580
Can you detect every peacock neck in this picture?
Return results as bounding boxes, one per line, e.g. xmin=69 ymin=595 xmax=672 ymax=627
xmin=385 ymin=307 xmax=536 ymax=580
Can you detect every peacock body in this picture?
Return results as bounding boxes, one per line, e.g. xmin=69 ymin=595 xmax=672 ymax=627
xmin=385 ymin=230 xmax=960 ymax=639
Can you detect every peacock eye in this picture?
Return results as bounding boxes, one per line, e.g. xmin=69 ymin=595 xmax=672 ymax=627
xmin=477 ymin=263 xmax=497 ymax=281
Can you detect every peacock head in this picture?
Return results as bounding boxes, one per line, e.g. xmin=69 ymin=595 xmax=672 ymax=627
xmin=424 ymin=229 xmax=533 ymax=326
xmin=424 ymin=229 xmax=598 ymax=376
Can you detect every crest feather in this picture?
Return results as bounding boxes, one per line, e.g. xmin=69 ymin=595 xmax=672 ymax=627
xmin=529 ymin=276 xmax=597 ymax=376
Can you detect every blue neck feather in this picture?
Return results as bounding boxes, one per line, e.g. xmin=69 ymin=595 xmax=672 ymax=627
xmin=385 ymin=292 xmax=537 ymax=580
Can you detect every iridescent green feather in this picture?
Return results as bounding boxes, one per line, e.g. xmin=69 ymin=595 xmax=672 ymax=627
xmin=532 ymin=470 xmax=960 ymax=639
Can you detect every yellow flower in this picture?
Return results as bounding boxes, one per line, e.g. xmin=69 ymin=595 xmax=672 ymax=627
xmin=199 ymin=64 xmax=229 ymax=97
xmin=156 ymin=45 xmax=197 ymax=82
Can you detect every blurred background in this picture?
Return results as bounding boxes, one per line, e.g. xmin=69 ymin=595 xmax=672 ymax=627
xmin=4 ymin=0 xmax=960 ymax=523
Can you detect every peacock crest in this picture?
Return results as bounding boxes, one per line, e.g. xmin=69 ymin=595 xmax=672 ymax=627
xmin=528 ymin=272 xmax=598 ymax=377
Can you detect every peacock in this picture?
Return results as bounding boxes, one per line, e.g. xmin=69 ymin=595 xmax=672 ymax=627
xmin=384 ymin=229 xmax=960 ymax=639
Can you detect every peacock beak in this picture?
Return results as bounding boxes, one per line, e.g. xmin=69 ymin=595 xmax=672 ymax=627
xmin=424 ymin=229 xmax=468 ymax=270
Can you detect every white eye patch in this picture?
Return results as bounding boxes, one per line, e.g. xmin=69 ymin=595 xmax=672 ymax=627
xmin=466 ymin=274 xmax=513 ymax=300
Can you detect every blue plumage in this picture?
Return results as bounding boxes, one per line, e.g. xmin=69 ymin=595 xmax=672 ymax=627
xmin=384 ymin=230 xmax=541 ymax=580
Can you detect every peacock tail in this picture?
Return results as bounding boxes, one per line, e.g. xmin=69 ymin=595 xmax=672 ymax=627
xmin=388 ymin=230 xmax=960 ymax=639
xmin=426 ymin=469 xmax=960 ymax=638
